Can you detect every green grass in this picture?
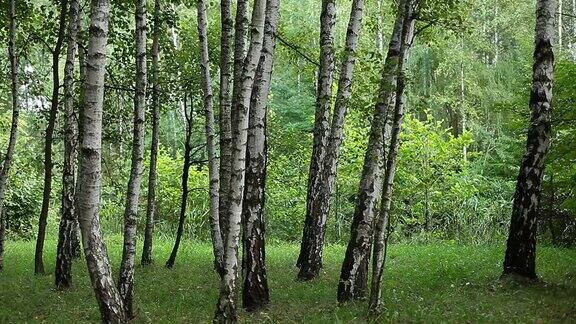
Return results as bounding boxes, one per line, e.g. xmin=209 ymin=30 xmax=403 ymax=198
xmin=0 ymin=236 xmax=575 ymax=323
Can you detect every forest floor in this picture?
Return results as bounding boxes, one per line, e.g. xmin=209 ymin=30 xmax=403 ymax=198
xmin=0 ymin=236 xmax=575 ymax=323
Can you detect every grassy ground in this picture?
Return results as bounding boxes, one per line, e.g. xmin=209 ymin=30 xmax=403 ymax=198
xmin=0 ymin=236 xmax=575 ymax=323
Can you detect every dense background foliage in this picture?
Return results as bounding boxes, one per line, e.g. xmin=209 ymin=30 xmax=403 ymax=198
xmin=0 ymin=0 xmax=574 ymax=246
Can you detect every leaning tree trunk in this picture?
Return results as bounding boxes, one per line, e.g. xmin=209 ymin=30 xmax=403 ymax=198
xmin=218 ymin=0 xmax=235 ymax=250
xmin=35 ymin=0 xmax=69 ymax=276
xmin=197 ymin=0 xmax=224 ymax=276
xmin=142 ymin=0 xmax=160 ymax=266
xmin=55 ymin=0 xmax=80 ymax=289
xmin=242 ymin=0 xmax=281 ymax=311
xmin=337 ymin=4 xmax=405 ymax=303
xmin=76 ymin=0 xmax=126 ymax=321
xmin=503 ymin=0 xmax=555 ymax=280
xmin=214 ymin=0 xmax=266 ymax=321
xmin=297 ymin=0 xmax=337 ymax=281
xmin=0 ymin=0 xmax=20 ymax=272
xmin=299 ymin=0 xmax=364 ymax=282
xmin=369 ymin=0 xmax=416 ymax=313
xmin=166 ymin=96 xmax=194 ymax=269
xmin=118 ymin=0 xmax=147 ymax=318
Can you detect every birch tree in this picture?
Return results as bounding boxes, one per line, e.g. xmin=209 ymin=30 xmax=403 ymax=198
xmin=76 ymin=0 xmax=126 ymax=321
xmin=298 ymin=0 xmax=364 ymax=281
xmin=214 ymin=0 xmax=267 ymax=321
xmin=503 ymin=0 xmax=555 ymax=280
xmin=0 ymin=0 xmax=20 ymax=272
xmin=36 ymin=0 xmax=69 ymax=275
xmin=118 ymin=0 xmax=147 ymax=317
xmin=242 ymin=0 xmax=281 ymax=311
xmin=142 ymin=0 xmax=161 ymax=266
xmin=370 ymin=0 xmax=417 ymax=312
xmin=338 ymin=2 xmax=405 ymax=302
xmin=55 ymin=0 xmax=80 ymax=288
xmin=197 ymin=0 xmax=224 ymax=275
xmin=297 ymin=0 xmax=337 ymax=280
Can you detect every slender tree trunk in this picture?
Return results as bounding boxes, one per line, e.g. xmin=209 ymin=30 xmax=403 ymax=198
xmin=166 ymin=96 xmax=194 ymax=269
xmin=369 ymin=0 xmax=416 ymax=312
xmin=220 ymin=0 xmax=250 ymax=245
xmin=298 ymin=0 xmax=364 ymax=282
xmin=572 ymin=0 xmax=576 ymax=60
xmin=76 ymin=0 xmax=126 ymax=321
xmin=242 ymin=0 xmax=281 ymax=311
xmin=55 ymin=0 xmax=80 ymax=289
xmin=376 ymin=0 xmax=384 ymax=55
xmin=35 ymin=0 xmax=69 ymax=276
xmin=558 ymin=0 xmax=563 ymax=48
xmin=219 ymin=0 xmax=234 ymax=251
xmin=297 ymin=0 xmax=337 ymax=280
xmin=214 ymin=0 xmax=266 ymax=321
xmin=142 ymin=0 xmax=161 ymax=266
xmin=338 ymin=1 xmax=405 ymax=303
xmin=503 ymin=0 xmax=555 ymax=280
xmin=0 ymin=0 xmax=20 ymax=272
xmin=118 ymin=0 xmax=147 ymax=318
xmin=197 ymin=0 xmax=224 ymax=276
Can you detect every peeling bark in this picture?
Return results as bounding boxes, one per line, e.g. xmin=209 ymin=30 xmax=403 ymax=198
xmin=197 ymin=0 xmax=224 ymax=275
xmin=76 ymin=0 xmax=126 ymax=321
xmin=297 ymin=0 xmax=337 ymax=280
xmin=369 ymin=0 xmax=416 ymax=312
xmin=55 ymin=0 xmax=80 ymax=289
xmin=214 ymin=0 xmax=267 ymax=321
xmin=36 ymin=0 xmax=69 ymax=276
xmin=338 ymin=4 xmax=405 ymax=303
xmin=242 ymin=0 xmax=281 ymax=311
xmin=503 ymin=0 xmax=555 ymax=280
xmin=0 ymin=0 xmax=20 ymax=272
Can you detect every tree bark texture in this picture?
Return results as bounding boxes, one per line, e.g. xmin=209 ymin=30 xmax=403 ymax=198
xmin=118 ymin=0 xmax=147 ymax=318
xmin=242 ymin=0 xmax=281 ymax=312
xmin=197 ymin=0 xmax=225 ymax=275
xmin=76 ymin=0 xmax=126 ymax=321
xmin=142 ymin=0 xmax=161 ymax=267
xmin=0 ymin=0 xmax=20 ymax=272
xmin=337 ymin=4 xmax=405 ymax=303
xmin=220 ymin=0 xmax=250 ymax=245
xmin=298 ymin=0 xmax=364 ymax=282
xmin=297 ymin=0 xmax=337 ymax=281
xmin=214 ymin=0 xmax=266 ymax=321
xmin=55 ymin=0 xmax=80 ymax=289
xmin=219 ymin=0 xmax=234 ymax=249
xmin=36 ymin=0 xmax=69 ymax=276
xmin=369 ymin=0 xmax=416 ymax=312
xmin=165 ymin=96 xmax=194 ymax=269
xmin=503 ymin=0 xmax=555 ymax=280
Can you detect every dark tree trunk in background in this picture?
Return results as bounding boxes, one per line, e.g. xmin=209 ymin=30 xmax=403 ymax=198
xmin=299 ymin=0 xmax=365 ymax=282
xmin=0 ymin=0 xmax=20 ymax=272
xmin=369 ymin=0 xmax=416 ymax=312
xmin=166 ymin=96 xmax=194 ymax=269
xmin=214 ymin=0 xmax=266 ymax=321
xmin=297 ymin=0 xmax=337 ymax=281
xmin=118 ymin=0 xmax=147 ymax=317
xmin=218 ymin=0 xmax=234 ymax=250
xmin=36 ymin=0 xmax=69 ymax=276
xmin=197 ymin=0 xmax=224 ymax=275
xmin=76 ymin=0 xmax=126 ymax=321
xmin=55 ymin=0 xmax=80 ymax=289
xmin=242 ymin=0 xmax=281 ymax=311
xmin=142 ymin=0 xmax=161 ymax=266
xmin=338 ymin=5 xmax=405 ymax=302
xmin=503 ymin=0 xmax=555 ymax=280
